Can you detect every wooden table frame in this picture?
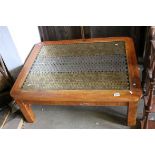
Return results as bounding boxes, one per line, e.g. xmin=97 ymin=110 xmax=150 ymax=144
xmin=10 ymin=37 xmax=142 ymax=126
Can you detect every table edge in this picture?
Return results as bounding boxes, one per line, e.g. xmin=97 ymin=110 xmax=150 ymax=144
xmin=10 ymin=37 xmax=142 ymax=102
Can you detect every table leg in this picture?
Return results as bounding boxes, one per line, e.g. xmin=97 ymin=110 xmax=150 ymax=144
xmin=127 ymin=102 xmax=138 ymax=126
xmin=16 ymin=100 xmax=35 ymax=123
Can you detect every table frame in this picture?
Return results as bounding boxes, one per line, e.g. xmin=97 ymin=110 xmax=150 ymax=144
xmin=10 ymin=37 xmax=142 ymax=126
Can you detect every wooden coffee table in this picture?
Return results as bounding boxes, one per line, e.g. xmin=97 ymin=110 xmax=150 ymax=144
xmin=10 ymin=37 xmax=142 ymax=126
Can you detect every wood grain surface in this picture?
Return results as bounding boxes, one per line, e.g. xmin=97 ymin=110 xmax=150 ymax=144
xmin=10 ymin=37 xmax=142 ymax=126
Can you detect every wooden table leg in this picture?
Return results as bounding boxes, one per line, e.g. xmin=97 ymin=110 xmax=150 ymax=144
xmin=16 ymin=100 xmax=35 ymax=123
xmin=127 ymin=102 xmax=138 ymax=126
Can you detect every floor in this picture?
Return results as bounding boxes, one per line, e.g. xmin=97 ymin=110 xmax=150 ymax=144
xmin=0 ymin=65 xmax=145 ymax=129
xmin=0 ymin=99 xmax=144 ymax=129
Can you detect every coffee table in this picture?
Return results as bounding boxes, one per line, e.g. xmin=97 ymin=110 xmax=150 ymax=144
xmin=10 ymin=37 xmax=142 ymax=126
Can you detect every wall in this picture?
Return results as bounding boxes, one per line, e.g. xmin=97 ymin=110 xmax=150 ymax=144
xmin=8 ymin=26 xmax=40 ymax=63
xmin=0 ymin=26 xmax=22 ymax=78
xmin=0 ymin=26 xmax=40 ymax=79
